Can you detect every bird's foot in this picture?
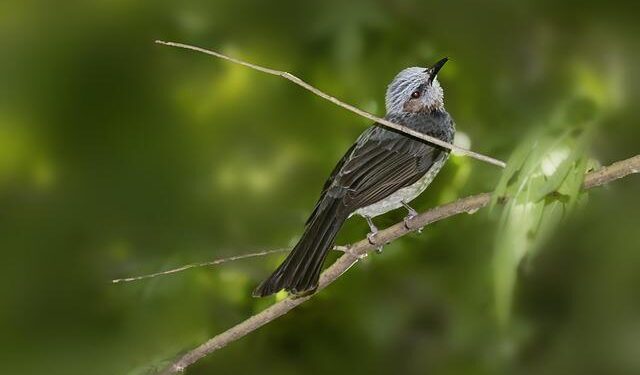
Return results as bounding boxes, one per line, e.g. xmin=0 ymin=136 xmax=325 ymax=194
xmin=403 ymin=216 xmax=425 ymax=233
xmin=401 ymin=201 xmax=423 ymax=233
xmin=367 ymin=231 xmax=384 ymax=254
xmin=364 ymin=215 xmax=384 ymax=254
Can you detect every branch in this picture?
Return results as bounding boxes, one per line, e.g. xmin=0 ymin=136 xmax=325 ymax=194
xmin=583 ymin=155 xmax=640 ymax=189
xmin=158 ymin=154 xmax=640 ymax=374
xmin=111 ymin=246 xmax=350 ymax=284
xmin=155 ymin=40 xmax=506 ymax=168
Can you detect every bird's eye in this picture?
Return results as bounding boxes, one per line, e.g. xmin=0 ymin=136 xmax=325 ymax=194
xmin=411 ymin=90 xmax=421 ymax=99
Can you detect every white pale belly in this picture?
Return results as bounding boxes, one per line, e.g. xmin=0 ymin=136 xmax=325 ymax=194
xmin=351 ymin=156 xmax=446 ymax=218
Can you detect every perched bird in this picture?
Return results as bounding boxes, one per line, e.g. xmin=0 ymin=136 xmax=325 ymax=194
xmin=253 ymin=58 xmax=455 ymax=297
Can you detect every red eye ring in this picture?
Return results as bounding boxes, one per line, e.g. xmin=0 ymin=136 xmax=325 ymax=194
xmin=411 ymin=90 xmax=421 ymax=99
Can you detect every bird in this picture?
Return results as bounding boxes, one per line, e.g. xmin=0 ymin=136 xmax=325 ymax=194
xmin=253 ymin=57 xmax=456 ymax=297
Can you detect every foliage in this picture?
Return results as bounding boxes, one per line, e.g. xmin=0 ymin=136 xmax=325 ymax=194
xmin=491 ymin=98 xmax=596 ymax=326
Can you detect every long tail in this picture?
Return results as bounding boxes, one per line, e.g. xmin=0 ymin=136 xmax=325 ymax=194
xmin=253 ymin=198 xmax=348 ymax=297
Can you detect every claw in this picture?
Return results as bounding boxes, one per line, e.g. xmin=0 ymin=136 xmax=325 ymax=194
xmin=367 ymin=231 xmax=384 ymax=253
xmin=403 ymin=215 xmax=415 ymax=230
xmin=403 ymin=217 xmax=424 ymax=233
xmin=401 ymin=201 xmax=420 ymax=231
xmin=401 ymin=201 xmax=424 ymax=233
xmin=403 ymin=214 xmax=424 ymax=233
xmin=364 ymin=215 xmax=384 ymax=253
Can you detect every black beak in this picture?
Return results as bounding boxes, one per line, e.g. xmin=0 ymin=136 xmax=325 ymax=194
xmin=426 ymin=57 xmax=448 ymax=84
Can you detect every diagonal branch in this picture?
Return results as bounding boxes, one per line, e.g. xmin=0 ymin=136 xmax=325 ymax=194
xmin=155 ymin=40 xmax=506 ymax=168
xmin=158 ymin=154 xmax=640 ymax=374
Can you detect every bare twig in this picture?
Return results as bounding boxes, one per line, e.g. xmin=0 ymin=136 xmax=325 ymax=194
xmin=155 ymin=40 xmax=506 ymax=168
xmin=158 ymin=154 xmax=639 ymax=374
xmin=112 ymin=246 xmax=351 ymax=284
xmin=112 ymin=248 xmax=290 ymax=284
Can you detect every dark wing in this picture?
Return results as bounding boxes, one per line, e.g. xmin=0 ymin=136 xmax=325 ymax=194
xmin=306 ymin=124 xmax=445 ymax=221
xmin=335 ymin=126 xmax=445 ymax=210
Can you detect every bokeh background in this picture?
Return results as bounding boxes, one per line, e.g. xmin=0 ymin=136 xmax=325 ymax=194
xmin=1 ymin=1 xmax=639 ymax=374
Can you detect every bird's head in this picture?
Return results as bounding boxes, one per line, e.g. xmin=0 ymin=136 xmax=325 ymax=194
xmin=385 ymin=57 xmax=448 ymax=114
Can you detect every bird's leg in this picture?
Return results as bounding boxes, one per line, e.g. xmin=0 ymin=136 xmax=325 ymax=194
xmin=401 ymin=200 xmax=423 ymax=233
xmin=364 ymin=215 xmax=384 ymax=253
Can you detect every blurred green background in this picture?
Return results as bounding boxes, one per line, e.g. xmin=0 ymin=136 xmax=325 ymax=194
xmin=1 ymin=0 xmax=639 ymax=374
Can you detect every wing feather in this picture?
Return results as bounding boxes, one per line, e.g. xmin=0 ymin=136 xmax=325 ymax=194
xmin=307 ymin=111 xmax=453 ymax=222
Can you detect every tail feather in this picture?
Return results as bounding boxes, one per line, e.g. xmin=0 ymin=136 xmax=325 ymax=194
xmin=253 ymin=198 xmax=347 ymax=297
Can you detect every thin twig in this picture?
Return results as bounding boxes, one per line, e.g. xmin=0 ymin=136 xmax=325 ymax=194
xmin=158 ymin=154 xmax=640 ymax=375
xmin=112 ymin=246 xmax=351 ymax=284
xmin=112 ymin=248 xmax=289 ymax=283
xmin=155 ymin=40 xmax=506 ymax=168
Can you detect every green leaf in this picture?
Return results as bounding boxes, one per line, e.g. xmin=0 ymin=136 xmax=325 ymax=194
xmin=533 ymin=126 xmax=593 ymax=202
xmin=491 ymin=100 xmax=598 ymax=327
xmin=558 ymin=156 xmax=589 ymax=210
xmin=490 ymin=138 xmax=534 ymax=210
xmin=493 ymin=181 xmax=545 ymax=326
